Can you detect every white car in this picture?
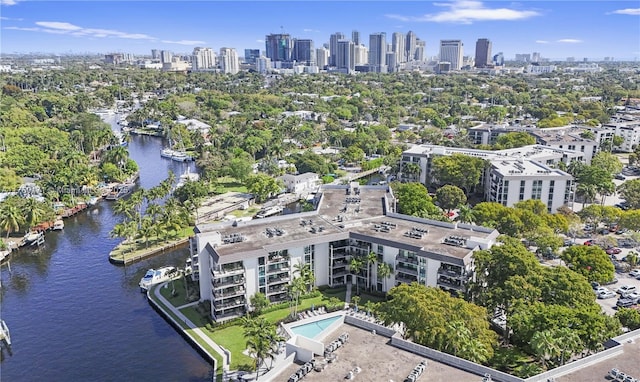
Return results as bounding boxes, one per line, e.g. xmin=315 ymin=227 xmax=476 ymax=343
xmin=598 ymin=290 xmax=617 ymax=299
xmin=621 ymin=292 xmax=640 ymax=302
xmin=616 ymin=285 xmax=637 ymax=295
xmin=630 ymin=269 xmax=640 ymax=278
xmin=595 ymin=287 xmax=610 ymax=295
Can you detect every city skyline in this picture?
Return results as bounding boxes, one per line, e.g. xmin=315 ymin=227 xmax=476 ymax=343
xmin=1 ymin=1 xmax=639 ymax=60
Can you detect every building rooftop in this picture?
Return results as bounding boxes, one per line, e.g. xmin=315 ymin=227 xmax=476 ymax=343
xmin=403 ymin=144 xmax=583 ymax=162
xmin=195 ymin=185 xmax=498 ymax=265
xmin=490 ymin=159 xmax=571 ymax=178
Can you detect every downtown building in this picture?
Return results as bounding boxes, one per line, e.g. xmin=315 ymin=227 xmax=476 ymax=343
xmin=401 ymin=144 xmax=579 ymax=212
xmin=439 ymin=40 xmax=463 ymax=71
xmin=219 ymin=48 xmax=239 ymax=74
xmin=191 ymin=185 xmax=498 ymax=321
xmin=474 ymin=38 xmax=492 ymax=68
xmin=265 ymin=33 xmax=295 ymax=68
xmin=368 ymin=32 xmax=387 ymax=73
xmin=192 ymin=47 xmax=216 ymax=71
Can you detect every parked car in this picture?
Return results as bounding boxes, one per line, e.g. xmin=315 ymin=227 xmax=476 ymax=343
xmin=621 ymin=292 xmax=640 ymax=302
xmin=595 ymin=286 xmax=610 ymax=295
xmin=584 ymin=239 xmax=595 ymax=246
xmin=616 ymin=298 xmax=636 ymax=308
xmin=598 ymin=290 xmax=617 ymax=299
xmin=616 ymin=285 xmax=637 ymax=295
xmin=591 ymin=281 xmax=600 ymax=290
xmin=606 ymin=247 xmax=622 ymax=255
xmin=563 ymin=239 xmax=574 ymax=246
xmin=630 ymin=269 xmax=640 ymax=278
xmin=615 ymin=174 xmax=626 ymax=180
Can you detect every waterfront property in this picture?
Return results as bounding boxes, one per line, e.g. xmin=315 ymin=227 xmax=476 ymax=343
xmin=191 ymin=183 xmax=499 ymax=322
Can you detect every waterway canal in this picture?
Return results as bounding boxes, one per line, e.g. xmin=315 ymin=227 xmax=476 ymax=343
xmin=0 ymin=114 xmax=211 ymax=381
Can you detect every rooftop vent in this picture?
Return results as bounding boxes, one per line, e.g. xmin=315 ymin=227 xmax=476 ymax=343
xmin=444 ymin=235 xmax=467 ymax=247
xmin=265 ymin=227 xmax=284 ymax=238
xmin=222 ymin=233 xmax=245 ymax=244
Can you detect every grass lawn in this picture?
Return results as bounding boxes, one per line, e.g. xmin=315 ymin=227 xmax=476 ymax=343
xmin=209 ymin=325 xmax=255 ymax=371
xmin=212 ymin=176 xmax=248 ymax=194
xmin=109 ymin=226 xmax=193 ymax=263
xmin=228 ymin=206 xmax=261 ymax=218
xmin=159 ymin=277 xmax=200 ymax=307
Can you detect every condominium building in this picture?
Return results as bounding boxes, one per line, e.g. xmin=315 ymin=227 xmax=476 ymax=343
xmin=294 ymin=39 xmax=315 ymax=66
xmin=353 ymin=44 xmax=368 ymax=66
xmin=244 ymin=49 xmax=260 ymax=64
xmin=406 ymin=31 xmax=417 ymax=61
xmin=265 ymin=33 xmax=294 ymax=64
xmin=329 ymin=32 xmax=345 ymax=67
xmin=600 ymin=110 xmax=640 ymax=152
xmin=529 ymin=130 xmax=598 ymax=164
xmin=336 ymin=40 xmax=355 ymax=73
xmin=316 ymin=47 xmax=329 ymax=69
xmin=219 ymin=48 xmax=239 ymax=74
xmin=439 ymin=40 xmax=463 ymax=70
xmin=192 ymin=47 xmax=216 ymax=71
xmin=193 ymin=185 xmax=499 ymax=321
xmin=401 ymin=145 xmax=577 ymax=212
xmin=392 ymin=32 xmax=406 ymax=64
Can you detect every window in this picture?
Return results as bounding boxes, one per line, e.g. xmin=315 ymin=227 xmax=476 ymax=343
xmin=519 ymin=180 xmax=526 ymax=201
xmin=532 ymin=180 xmax=542 ymax=200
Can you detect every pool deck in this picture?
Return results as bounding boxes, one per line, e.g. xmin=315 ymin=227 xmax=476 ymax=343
xmin=275 ymin=322 xmax=479 ymax=382
xmin=283 ymin=311 xmax=345 ymax=339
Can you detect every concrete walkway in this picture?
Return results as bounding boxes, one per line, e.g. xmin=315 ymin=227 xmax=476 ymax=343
xmin=345 ymin=282 xmax=352 ymax=308
xmin=151 ymin=283 xmax=230 ymax=373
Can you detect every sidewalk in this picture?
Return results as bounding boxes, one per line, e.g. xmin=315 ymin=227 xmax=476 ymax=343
xmin=151 ymin=283 xmax=230 ymax=372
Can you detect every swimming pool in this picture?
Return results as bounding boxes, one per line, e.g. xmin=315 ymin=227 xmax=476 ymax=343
xmin=289 ymin=315 xmax=343 ymax=339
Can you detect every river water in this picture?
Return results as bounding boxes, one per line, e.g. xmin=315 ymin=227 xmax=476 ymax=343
xmin=0 ymin=114 xmax=211 ymax=381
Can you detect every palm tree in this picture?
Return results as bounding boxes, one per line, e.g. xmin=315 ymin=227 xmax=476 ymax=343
xmin=377 ymin=262 xmax=393 ymax=293
xmin=23 ymin=198 xmax=46 ymax=232
xmin=531 ymin=330 xmax=559 ymax=369
xmin=0 ymin=203 xmax=24 ymax=238
xmin=366 ymin=251 xmax=377 ymax=291
xmin=349 ymin=256 xmax=364 ymax=295
xmin=456 ymin=204 xmax=475 ymax=224
xmin=576 ymin=183 xmax=597 ymax=207
xmin=293 ymin=262 xmax=315 ymax=293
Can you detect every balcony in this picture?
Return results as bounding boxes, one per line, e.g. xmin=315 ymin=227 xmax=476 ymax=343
xmin=267 ymin=275 xmax=290 ymax=285
xmin=437 ymin=275 xmax=464 ymax=290
xmin=396 ymin=273 xmax=418 ymax=284
xmin=269 ymin=293 xmax=289 ymax=304
xmin=214 ymin=297 xmax=246 ymax=311
xmin=213 ymin=286 xmax=245 ymax=298
xmin=437 ymin=266 xmax=466 ymax=279
xmin=396 ymin=255 xmax=418 ymax=265
xmin=267 ymin=284 xmax=288 ymax=295
xmin=267 ymin=265 xmax=290 ymax=275
xmin=214 ymin=264 xmax=244 ymax=277
xmin=213 ymin=307 xmax=245 ymax=322
xmin=331 ymin=250 xmax=348 ymax=259
xmin=396 ymin=264 xmax=418 ymax=275
xmin=268 ymin=255 xmax=290 ymax=265
xmin=214 ymin=276 xmax=245 ymax=288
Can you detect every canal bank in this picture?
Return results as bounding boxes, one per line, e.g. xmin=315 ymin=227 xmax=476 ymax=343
xmin=109 ymin=237 xmax=191 ymax=265
xmin=147 ymin=281 xmax=228 ymax=381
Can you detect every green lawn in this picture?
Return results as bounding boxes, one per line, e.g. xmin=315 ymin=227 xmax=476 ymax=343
xmin=109 ymin=226 xmax=193 ymax=263
xmin=209 ymin=325 xmax=255 ymax=371
xmin=212 ymin=176 xmax=248 ymax=194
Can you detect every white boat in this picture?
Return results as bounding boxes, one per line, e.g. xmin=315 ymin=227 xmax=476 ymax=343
xmin=160 ymin=148 xmax=193 ymax=162
xmin=0 ymin=320 xmax=10 ymax=348
xmin=255 ymin=206 xmax=284 ymax=219
xmin=105 ymin=183 xmax=134 ymax=201
xmin=23 ymin=231 xmax=44 ymax=246
xmin=176 ymin=168 xmax=200 ymax=188
xmin=87 ymin=196 xmax=99 ymax=206
xmin=52 ymin=219 xmax=64 ymax=231
xmin=139 ymin=266 xmax=179 ymax=292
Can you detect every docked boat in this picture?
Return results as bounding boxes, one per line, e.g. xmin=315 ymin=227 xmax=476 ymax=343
xmin=87 ymin=196 xmax=99 ymax=206
xmin=139 ymin=266 xmax=179 ymax=292
xmin=254 ymin=206 xmax=284 ymax=219
xmin=0 ymin=320 xmax=11 ymax=348
xmin=105 ymin=183 xmax=134 ymax=201
xmin=175 ymin=168 xmax=200 ymax=189
xmin=160 ymin=148 xmax=192 ymax=162
xmin=23 ymin=231 xmax=44 ymax=246
xmin=52 ymin=219 xmax=64 ymax=231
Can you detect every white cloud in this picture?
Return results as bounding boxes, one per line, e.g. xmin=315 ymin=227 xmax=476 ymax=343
xmin=256 ymin=39 xmax=265 ymax=43
xmin=557 ymin=39 xmax=582 ymax=43
xmin=0 ymin=16 xmax=23 ymax=21
xmin=36 ymin=21 xmax=82 ymax=31
xmin=610 ymin=8 xmax=640 ymax=15
xmin=302 ymin=28 xmax=320 ymax=33
xmin=161 ymin=40 xmax=206 ymax=45
xmin=4 ymin=26 xmax=38 ymax=31
xmin=536 ymin=40 xmax=549 ymax=44
xmin=0 ymin=0 xmax=20 ymax=6
xmin=385 ymin=0 xmax=540 ymax=24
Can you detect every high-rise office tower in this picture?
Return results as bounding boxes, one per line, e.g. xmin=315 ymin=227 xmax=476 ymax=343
xmin=244 ymin=49 xmax=260 ymax=64
xmin=353 ymin=44 xmax=368 ymax=66
xmin=265 ymin=34 xmax=294 ymax=63
xmin=474 ymin=38 xmax=492 ymax=68
xmin=368 ymin=32 xmax=387 ymax=73
xmin=316 ymin=47 xmax=329 ymax=68
xmin=386 ymin=52 xmax=397 ymax=72
xmin=329 ymin=32 xmax=345 ymax=66
xmin=151 ymin=49 xmax=160 ymax=60
xmin=493 ymin=52 xmax=504 ymax=66
xmin=219 ymin=48 xmax=239 ymax=74
xmin=392 ymin=32 xmax=406 ymax=64
xmin=531 ymin=52 xmax=541 ymax=63
xmin=439 ymin=40 xmax=463 ymax=70
xmin=192 ymin=47 xmax=216 ymax=70
xmin=352 ymin=30 xmax=360 ymax=46
xmin=257 ymin=56 xmax=271 ymax=74
xmin=294 ymin=39 xmax=315 ymax=65
xmin=415 ymin=40 xmax=425 ymax=61
xmin=336 ymin=40 xmax=355 ymax=72
xmin=406 ymin=31 xmax=417 ymax=62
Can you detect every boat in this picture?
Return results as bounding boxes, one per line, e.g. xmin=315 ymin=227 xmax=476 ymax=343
xmin=175 ymin=168 xmax=200 ymax=188
xmin=254 ymin=206 xmax=284 ymax=219
xmin=52 ymin=219 xmax=64 ymax=231
xmin=23 ymin=231 xmax=44 ymax=246
xmin=87 ymin=196 xmax=99 ymax=206
xmin=105 ymin=183 xmax=134 ymax=201
xmin=139 ymin=266 xmax=179 ymax=292
xmin=160 ymin=148 xmax=193 ymax=162
xmin=0 ymin=320 xmax=11 ymax=348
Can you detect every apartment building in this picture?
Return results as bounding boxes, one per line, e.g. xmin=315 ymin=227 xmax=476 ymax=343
xmin=192 ymin=185 xmax=498 ymax=321
xmin=401 ymin=145 xmax=577 ymax=212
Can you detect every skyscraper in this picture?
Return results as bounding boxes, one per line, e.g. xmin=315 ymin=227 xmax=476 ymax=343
xmin=439 ymin=40 xmax=463 ymax=70
xmin=406 ymin=31 xmax=417 ymax=62
xmin=219 ymin=48 xmax=239 ymax=74
xmin=336 ymin=40 xmax=355 ymax=72
xmin=329 ymin=32 xmax=345 ymax=67
xmin=244 ymin=49 xmax=260 ymax=64
xmin=368 ymin=32 xmax=387 ymax=73
xmin=160 ymin=50 xmax=173 ymax=64
xmin=294 ymin=39 xmax=315 ymax=65
xmin=265 ymin=34 xmax=294 ymax=63
xmin=474 ymin=38 xmax=492 ymax=68
xmin=392 ymin=32 xmax=406 ymax=65
xmin=316 ymin=47 xmax=329 ymax=69
xmin=353 ymin=44 xmax=368 ymax=66
xmin=151 ymin=49 xmax=160 ymax=60
xmin=352 ymin=30 xmax=360 ymax=46
xmin=415 ymin=40 xmax=425 ymax=61
xmin=192 ymin=47 xmax=216 ymax=70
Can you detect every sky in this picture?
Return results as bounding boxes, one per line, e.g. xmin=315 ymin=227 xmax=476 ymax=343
xmin=1 ymin=1 xmax=639 ymax=60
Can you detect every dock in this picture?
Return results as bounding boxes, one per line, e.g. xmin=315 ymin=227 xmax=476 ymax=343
xmin=109 ymin=237 xmax=191 ymax=265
